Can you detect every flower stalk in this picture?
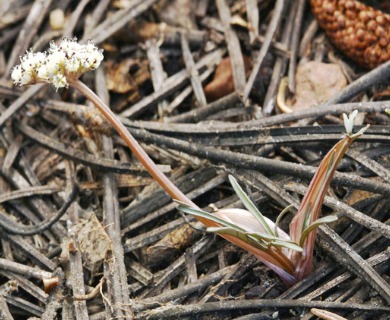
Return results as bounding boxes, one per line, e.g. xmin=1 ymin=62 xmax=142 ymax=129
xmin=68 ymin=78 xmax=195 ymax=207
xmin=11 ymin=39 xmax=197 ymax=208
xmin=289 ymin=111 xmax=367 ymax=280
xmin=11 ymin=39 xmax=369 ymax=286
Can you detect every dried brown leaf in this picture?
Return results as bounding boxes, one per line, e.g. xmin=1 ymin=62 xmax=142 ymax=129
xmin=285 ymin=61 xmax=347 ymax=111
xmin=105 ymin=60 xmax=138 ymax=94
xmin=204 ymin=56 xmax=251 ymax=102
xmin=61 ymin=213 xmax=112 ymax=274
xmin=74 ymin=214 xmax=112 ymax=272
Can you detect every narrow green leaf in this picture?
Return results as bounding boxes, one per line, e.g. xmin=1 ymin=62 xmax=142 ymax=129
xmin=208 ymin=226 xmax=302 ymax=252
xmin=327 ymin=151 xmax=335 ymax=173
xmin=302 ymin=203 xmax=312 ymax=233
xmin=177 ymin=204 xmax=246 ymax=233
xmin=228 ymin=175 xmax=274 ymax=236
xmin=207 ymin=227 xmax=269 ymax=250
xmin=270 ymin=240 xmax=303 ymax=252
xmin=299 ymin=215 xmax=338 ymax=247
xmin=274 ymin=205 xmax=294 ymax=237
xmin=178 ymin=201 xmax=302 ymax=254
xmin=343 ymin=112 xmax=352 ymax=134
xmin=247 ymin=231 xmax=289 ymax=243
xmin=207 ymin=226 xmax=250 ymax=237
xmin=350 ymin=124 xmax=370 ymax=139
xmin=248 ymin=232 xmax=302 ymax=251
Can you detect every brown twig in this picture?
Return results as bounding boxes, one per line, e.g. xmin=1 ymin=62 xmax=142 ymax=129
xmin=0 ymin=184 xmax=78 ymax=236
xmin=243 ymin=0 xmax=285 ymax=101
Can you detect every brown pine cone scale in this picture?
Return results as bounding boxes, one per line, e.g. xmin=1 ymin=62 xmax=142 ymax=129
xmin=310 ymin=0 xmax=390 ymax=69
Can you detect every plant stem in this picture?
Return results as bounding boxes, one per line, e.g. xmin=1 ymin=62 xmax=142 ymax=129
xmin=289 ymin=133 xmax=357 ymax=280
xmin=69 ymin=78 xmax=197 ymax=208
xmin=69 ymin=78 xmax=297 ymax=283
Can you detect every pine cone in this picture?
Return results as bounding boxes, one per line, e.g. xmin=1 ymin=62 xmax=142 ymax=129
xmin=310 ymin=0 xmax=390 ymax=69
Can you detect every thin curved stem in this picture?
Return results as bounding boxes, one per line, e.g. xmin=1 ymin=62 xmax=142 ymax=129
xmin=69 ymin=78 xmax=197 ymax=208
xmin=68 ymin=78 xmax=297 ymax=283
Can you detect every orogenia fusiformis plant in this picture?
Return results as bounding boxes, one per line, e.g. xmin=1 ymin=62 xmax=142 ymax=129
xmin=178 ymin=111 xmax=369 ymax=285
xmin=12 ymin=39 xmax=368 ymax=286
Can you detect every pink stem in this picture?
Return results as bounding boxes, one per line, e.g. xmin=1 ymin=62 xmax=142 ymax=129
xmin=69 ymin=78 xmax=197 ymax=208
xmin=69 ymin=78 xmax=298 ymax=282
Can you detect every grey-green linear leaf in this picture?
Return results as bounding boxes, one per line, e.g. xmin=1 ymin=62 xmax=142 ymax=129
xmin=228 ymin=175 xmax=274 ymax=236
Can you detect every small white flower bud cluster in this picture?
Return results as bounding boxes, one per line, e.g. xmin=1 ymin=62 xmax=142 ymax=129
xmin=11 ymin=38 xmax=103 ymax=90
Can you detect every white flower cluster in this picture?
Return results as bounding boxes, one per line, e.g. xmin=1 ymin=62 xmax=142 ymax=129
xmin=11 ymin=38 xmax=103 ymax=90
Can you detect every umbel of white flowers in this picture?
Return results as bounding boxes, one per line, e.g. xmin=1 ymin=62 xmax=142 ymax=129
xmin=11 ymin=38 xmax=103 ymax=90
